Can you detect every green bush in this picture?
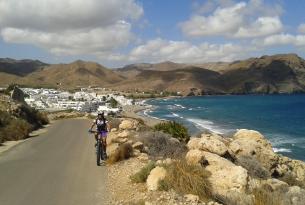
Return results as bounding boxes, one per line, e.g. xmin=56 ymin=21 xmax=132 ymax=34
xmin=154 ymin=121 xmax=190 ymax=142
xmin=130 ymin=161 xmax=156 ymax=183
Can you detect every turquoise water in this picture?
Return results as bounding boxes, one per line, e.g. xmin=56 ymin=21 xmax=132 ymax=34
xmin=143 ymin=95 xmax=305 ymax=161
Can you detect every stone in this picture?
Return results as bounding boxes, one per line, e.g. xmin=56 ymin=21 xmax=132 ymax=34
xmin=132 ymin=141 xmax=144 ymax=151
xmin=229 ymin=129 xmax=278 ymax=170
xmin=187 ymin=134 xmax=228 ymax=156
xmin=133 ymin=149 xmax=141 ymax=157
xmin=11 ymin=86 xmax=25 ymax=103
xmin=186 ymin=149 xmax=248 ymax=196
xmin=116 ymin=138 xmax=128 ymax=144
xmin=184 ymin=194 xmax=199 ymax=202
xmin=138 ymin=153 xmax=149 ymax=162
xmin=107 ymin=143 xmax=119 ymax=156
xmin=146 ymin=166 xmax=167 ymax=191
xmin=117 ymin=130 xmax=130 ymax=138
xmin=111 ymin=128 xmax=118 ymax=132
xmin=119 ymin=119 xmax=138 ymax=130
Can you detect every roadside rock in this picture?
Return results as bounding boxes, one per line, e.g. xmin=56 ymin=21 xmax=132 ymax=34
xmin=107 ymin=143 xmax=119 ymax=156
xmin=119 ymin=119 xmax=138 ymax=130
xmin=229 ymin=129 xmax=278 ymax=170
xmin=132 ymin=141 xmax=144 ymax=152
xmin=111 ymin=128 xmax=118 ymax=132
xmin=186 ymin=149 xmax=248 ymax=196
xmin=118 ymin=130 xmax=131 ymax=138
xmin=146 ymin=166 xmax=167 ymax=191
xmin=138 ymin=153 xmax=149 ymax=162
xmin=187 ymin=134 xmax=228 ymax=156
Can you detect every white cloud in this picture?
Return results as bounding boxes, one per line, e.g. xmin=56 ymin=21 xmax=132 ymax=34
xmin=181 ymin=2 xmax=246 ymax=37
xmin=298 ymin=24 xmax=305 ymax=34
xmin=258 ymin=34 xmax=305 ymax=47
xmin=180 ymin=0 xmax=283 ymax=38
xmin=107 ymin=38 xmax=253 ymax=64
xmin=0 ymin=0 xmax=143 ymax=56
xmin=234 ymin=16 xmax=283 ymax=38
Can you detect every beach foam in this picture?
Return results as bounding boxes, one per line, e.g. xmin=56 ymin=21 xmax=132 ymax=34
xmin=273 ymin=148 xmax=292 ymax=153
xmin=186 ymin=118 xmax=230 ymax=135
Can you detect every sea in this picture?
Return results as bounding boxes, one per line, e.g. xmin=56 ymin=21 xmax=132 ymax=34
xmin=141 ymin=95 xmax=305 ymax=161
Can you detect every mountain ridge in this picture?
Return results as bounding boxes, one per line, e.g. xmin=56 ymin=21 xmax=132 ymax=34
xmin=0 ymin=54 xmax=305 ymax=95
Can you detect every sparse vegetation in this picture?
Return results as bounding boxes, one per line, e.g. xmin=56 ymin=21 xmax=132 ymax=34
xmin=161 ymin=160 xmax=212 ymax=200
xmin=109 ymin=97 xmax=119 ymax=108
xmin=154 ymin=121 xmax=190 ymax=142
xmin=130 ymin=161 xmax=156 ymax=183
xmin=107 ymin=143 xmax=133 ymax=164
xmin=135 ymin=131 xmax=187 ymax=158
xmin=279 ymin=172 xmax=305 ymax=189
xmin=236 ymin=155 xmax=270 ymax=179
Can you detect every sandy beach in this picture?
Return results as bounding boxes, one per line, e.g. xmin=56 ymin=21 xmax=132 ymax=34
xmin=121 ymin=105 xmax=164 ymax=127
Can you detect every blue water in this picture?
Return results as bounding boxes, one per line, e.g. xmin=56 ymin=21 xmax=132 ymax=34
xmin=143 ymin=95 xmax=305 ymax=161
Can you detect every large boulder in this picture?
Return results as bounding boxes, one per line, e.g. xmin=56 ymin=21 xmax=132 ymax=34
xmin=229 ymin=129 xmax=278 ymax=170
xmin=146 ymin=166 xmax=167 ymax=191
xmin=187 ymin=133 xmax=228 ymax=156
xmin=11 ymin=86 xmax=25 ymax=103
xmin=186 ymin=149 xmax=248 ymax=196
xmin=119 ymin=119 xmax=139 ymax=130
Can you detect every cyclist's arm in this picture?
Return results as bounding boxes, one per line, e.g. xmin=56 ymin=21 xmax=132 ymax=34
xmin=90 ymin=121 xmax=96 ymax=130
xmin=107 ymin=122 xmax=111 ymax=132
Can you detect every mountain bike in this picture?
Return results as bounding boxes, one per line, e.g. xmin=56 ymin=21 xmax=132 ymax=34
xmin=89 ymin=130 xmax=107 ymax=166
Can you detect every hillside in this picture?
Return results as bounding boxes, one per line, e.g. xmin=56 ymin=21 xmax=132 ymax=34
xmin=19 ymin=60 xmax=125 ymax=88
xmin=0 ymin=54 xmax=305 ymax=95
xmin=0 ymin=58 xmax=47 ymax=76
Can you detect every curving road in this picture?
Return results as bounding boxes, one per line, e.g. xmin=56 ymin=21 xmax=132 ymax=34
xmin=0 ymin=119 xmax=108 ymax=205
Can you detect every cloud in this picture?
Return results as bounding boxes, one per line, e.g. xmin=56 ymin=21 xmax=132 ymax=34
xmin=234 ymin=16 xmax=283 ymax=38
xmin=106 ymin=38 xmax=253 ymax=64
xmin=298 ymin=24 xmax=305 ymax=34
xmin=0 ymin=0 xmax=143 ymax=56
xmin=180 ymin=0 xmax=283 ymax=38
xmin=259 ymin=34 xmax=305 ymax=47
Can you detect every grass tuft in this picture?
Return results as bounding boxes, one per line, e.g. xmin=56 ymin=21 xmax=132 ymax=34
xmin=130 ymin=161 xmax=156 ymax=183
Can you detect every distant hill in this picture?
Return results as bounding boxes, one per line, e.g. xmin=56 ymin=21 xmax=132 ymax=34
xmin=0 ymin=58 xmax=48 ymax=76
xmin=0 ymin=54 xmax=305 ymax=95
xmin=20 ymin=60 xmax=125 ymax=88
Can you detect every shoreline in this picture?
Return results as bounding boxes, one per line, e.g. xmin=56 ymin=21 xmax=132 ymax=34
xmin=121 ymin=104 xmax=164 ymax=127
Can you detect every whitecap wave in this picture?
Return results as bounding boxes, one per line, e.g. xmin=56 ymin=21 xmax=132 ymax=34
xmin=174 ymin=104 xmax=186 ymax=109
xmin=186 ymin=118 xmax=233 ymax=135
xmin=273 ymin=148 xmax=292 ymax=153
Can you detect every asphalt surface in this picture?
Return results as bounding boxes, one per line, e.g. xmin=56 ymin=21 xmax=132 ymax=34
xmin=0 ymin=119 xmax=109 ymax=205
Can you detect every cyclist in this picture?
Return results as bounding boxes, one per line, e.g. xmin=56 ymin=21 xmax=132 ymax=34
xmin=89 ymin=112 xmax=110 ymax=158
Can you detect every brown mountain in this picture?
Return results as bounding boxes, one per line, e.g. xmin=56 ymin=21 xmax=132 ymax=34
xmin=0 ymin=58 xmax=48 ymax=76
xmin=19 ymin=60 xmax=125 ymax=88
xmin=0 ymin=54 xmax=305 ymax=95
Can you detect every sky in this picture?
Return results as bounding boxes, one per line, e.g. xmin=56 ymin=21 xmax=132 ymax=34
xmin=0 ymin=0 xmax=305 ymax=67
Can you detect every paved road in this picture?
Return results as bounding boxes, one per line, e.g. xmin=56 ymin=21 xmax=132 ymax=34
xmin=0 ymin=119 xmax=108 ymax=205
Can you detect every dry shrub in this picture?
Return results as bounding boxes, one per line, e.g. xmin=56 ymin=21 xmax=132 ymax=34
xmin=163 ymin=160 xmax=212 ymax=200
xmin=279 ymin=172 xmax=305 ymax=189
xmin=136 ymin=131 xmax=187 ymax=159
xmin=107 ymin=143 xmax=133 ymax=164
xmin=1 ymin=119 xmax=32 ymax=142
xmin=130 ymin=161 xmax=156 ymax=183
xmin=236 ymin=155 xmax=270 ymax=179
xmin=252 ymin=184 xmax=288 ymax=205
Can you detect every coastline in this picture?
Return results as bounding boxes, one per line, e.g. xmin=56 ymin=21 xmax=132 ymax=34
xmin=121 ymin=104 xmax=164 ymax=127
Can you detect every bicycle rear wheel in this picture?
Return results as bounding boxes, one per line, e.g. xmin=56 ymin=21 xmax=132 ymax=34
xmin=96 ymin=140 xmax=101 ymax=166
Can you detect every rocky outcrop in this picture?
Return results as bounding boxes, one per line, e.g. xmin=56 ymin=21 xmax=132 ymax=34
xmin=186 ymin=149 xmax=248 ymax=196
xmin=187 ymin=133 xmax=229 ymax=156
xmin=119 ymin=119 xmax=139 ymax=130
xmin=229 ymin=129 xmax=279 ymax=171
xmin=11 ymin=86 xmax=25 ymax=103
